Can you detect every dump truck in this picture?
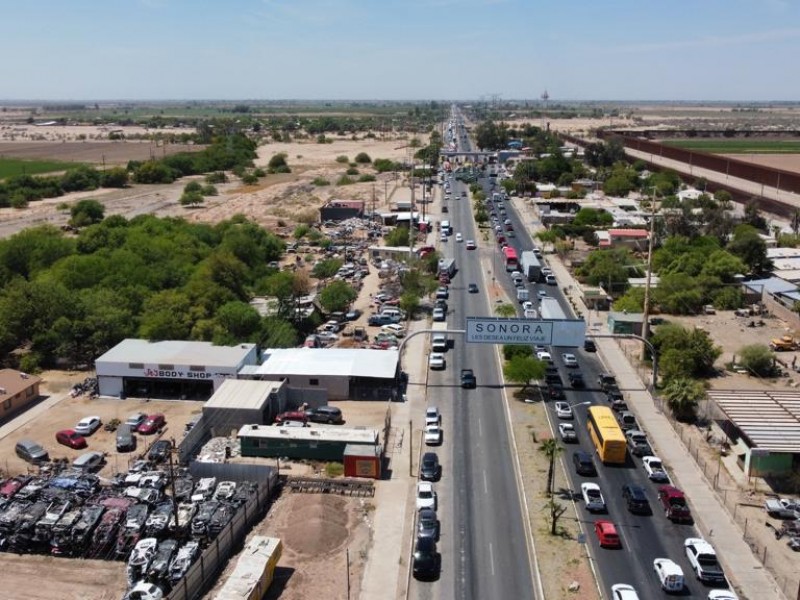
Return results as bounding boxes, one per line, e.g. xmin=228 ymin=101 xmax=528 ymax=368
xmin=770 ymin=336 xmax=797 ymax=351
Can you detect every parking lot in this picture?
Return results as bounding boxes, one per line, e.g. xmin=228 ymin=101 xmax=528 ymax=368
xmin=0 ymin=393 xmax=203 ymax=477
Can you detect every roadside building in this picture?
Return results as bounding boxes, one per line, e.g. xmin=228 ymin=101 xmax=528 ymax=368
xmin=239 ymin=348 xmax=399 ymax=401
xmin=202 ymin=379 xmax=287 ymax=434
xmin=238 ymin=423 xmax=380 ymax=461
xmin=607 ymin=312 xmax=644 ymax=336
xmin=319 ymin=200 xmax=364 ymax=221
xmin=0 ymin=369 xmax=42 ymax=421
xmin=708 ymin=389 xmax=800 ymax=477
xmin=95 ymin=339 xmax=258 ymax=400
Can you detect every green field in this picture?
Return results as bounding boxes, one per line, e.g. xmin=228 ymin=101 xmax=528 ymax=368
xmin=0 ymin=158 xmax=84 ymax=179
xmin=662 ymin=139 xmax=800 ymax=154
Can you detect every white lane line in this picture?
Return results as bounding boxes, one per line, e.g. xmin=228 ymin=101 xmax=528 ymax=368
xmin=478 ymin=418 xmax=483 ymax=438
xmin=483 ymin=470 xmax=488 ymax=495
xmin=489 ymin=541 xmax=496 ymax=577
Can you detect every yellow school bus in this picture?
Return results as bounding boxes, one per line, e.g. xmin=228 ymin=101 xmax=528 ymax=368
xmin=587 ymin=406 xmax=627 ymax=464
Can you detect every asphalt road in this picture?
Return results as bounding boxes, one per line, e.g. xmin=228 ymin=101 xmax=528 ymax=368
xmin=411 ymin=114 xmax=535 ymax=600
xmin=487 ymin=177 xmax=733 ymax=598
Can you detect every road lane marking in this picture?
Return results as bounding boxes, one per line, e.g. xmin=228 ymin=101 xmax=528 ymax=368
xmin=489 ymin=541 xmax=496 ymax=577
xmin=478 ymin=418 xmax=483 ymax=438
xmin=483 ymin=470 xmax=488 ymax=495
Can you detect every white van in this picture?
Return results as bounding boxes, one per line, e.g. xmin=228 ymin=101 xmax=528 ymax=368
xmin=653 ymin=558 xmax=684 ymax=593
xmin=441 ymin=220 xmax=452 ymax=235
xmin=380 ymin=308 xmax=404 ymax=322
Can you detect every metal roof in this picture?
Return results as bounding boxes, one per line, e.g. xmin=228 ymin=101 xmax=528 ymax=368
xmin=247 ymin=348 xmax=399 ymax=379
xmin=96 ymin=339 xmax=256 ymax=368
xmin=238 ymin=424 xmax=379 ymax=444
xmin=215 ymin=536 xmax=282 ymax=600
xmin=204 ymin=379 xmax=283 ymax=411
xmin=709 ymin=390 xmax=800 ymax=453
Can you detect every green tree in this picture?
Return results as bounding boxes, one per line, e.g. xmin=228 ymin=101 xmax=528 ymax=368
xmin=385 ymin=227 xmax=410 ymax=246
xmin=312 ymin=258 xmax=343 ymax=280
xmin=572 ymin=208 xmax=614 ymax=228
xmin=259 ymin=316 xmax=298 ymax=347
xmin=738 ymin=344 xmax=775 ymax=377
xmin=661 ymin=377 xmax=706 ymax=422
xmin=214 ymin=301 xmax=262 ymax=343
xmin=180 ymin=191 xmax=204 ymax=206
xmin=539 ymin=438 xmax=563 ymax=497
xmin=138 ymin=290 xmax=194 ymax=340
xmin=700 ymin=250 xmax=746 ymax=282
xmin=318 ymin=280 xmax=358 ymax=313
xmin=495 ymin=303 xmax=517 ymax=318
xmin=399 ymin=292 xmax=420 ymax=317
xmin=69 ymin=199 xmax=105 ymax=227
xmin=100 ymin=167 xmax=129 ymax=188
xmin=267 ymin=152 xmax=291 ymax=174
xmin=184 ymin=181 xmax=203 ymax=194
xmin=727 ymin=225 xmax=772 ymax=274
xmin=503 ymin=354 xmax=546 ymax=391
xmin=503 ymin=344 xmax=533 ymax=361
xmin=133 ymin=161 xmax=176 ymax=184
xmin=652 ymin=323 xmax=721 ymax=379
xmin=354 ymin=152 xmax=372 ymax=164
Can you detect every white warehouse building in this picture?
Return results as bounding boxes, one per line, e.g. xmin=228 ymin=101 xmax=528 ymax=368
xmin=96 ymin=339 xmax=259 ymax=400
xmin=239 ymin=348 xmax=400 ymax=401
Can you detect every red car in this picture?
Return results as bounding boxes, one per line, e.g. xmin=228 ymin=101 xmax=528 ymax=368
xmin=594 ymin=520 xmax=621 ymax=548
xmin=274 ymin=411 xmax=308 ymax=425
xmin=56 ymin=429 xmax=87 ymax=449
xmin=137 ymin=414 xmax=166 ymax=435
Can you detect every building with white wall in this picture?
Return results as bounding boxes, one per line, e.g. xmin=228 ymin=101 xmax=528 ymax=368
xmin=96 ymin=339 xmax=258 ymax=400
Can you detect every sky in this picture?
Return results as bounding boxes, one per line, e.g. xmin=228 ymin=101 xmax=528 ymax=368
xmin=1 ymin=0 xmax=799 ymax=101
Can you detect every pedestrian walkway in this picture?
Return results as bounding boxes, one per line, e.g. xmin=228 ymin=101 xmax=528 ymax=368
xmin=544 ymin=245 xmax=784 ymax=600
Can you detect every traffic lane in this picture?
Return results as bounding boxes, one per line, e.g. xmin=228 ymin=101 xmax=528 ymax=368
xmin=562 ymin=403 xmax=704 ymax=598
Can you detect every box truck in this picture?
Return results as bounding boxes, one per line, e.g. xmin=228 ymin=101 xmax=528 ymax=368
xmin=520 ymin=251 xmax=542 ymax=282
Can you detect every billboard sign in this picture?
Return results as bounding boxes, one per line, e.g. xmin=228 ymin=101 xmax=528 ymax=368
xmin=466 ymin=317 xmax=585 ymax=347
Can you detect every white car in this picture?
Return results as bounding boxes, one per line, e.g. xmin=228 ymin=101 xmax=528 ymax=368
xmin=536 ymin=350 xmax=552 ymax=362
xmin=432 ymin=308 xmax=446 ymax=322
xmin=555 ymin=402 xmax=573 ymax=419
xmin=455 ymin=233 xmax=463 ymax=242
xmin=522 ymin=301 xmax=533 ymax=311
xmin=125 ymin=582 xmax=164 ymax=600
xmin=561 ymin=353 xmax=578 ymax=368
xmin=537 ymin=289 xmax=548 ymax=299
xmin=466 ymin=240 xmax=476 ymax=250
xmin=213 ymin=481 xmax=237 ymax=501
xmin=428 ymin=353 xmax=445 ymax=370
xmin=425 ymin=407 xmax=441 ymax=426
xmin=74 ymin=416 xmax=102 ymax=436
xmin=128 ymin=537 xmax=158 ymax=570
xmin=381 ymin=324 xmax=406 ymax=337
xmin=424 ymin=424 xmax=443 ymax=446
xmin=643 ymin=456 xmax=670 ymax=483
xmin=707 ymin=591 xmax=738 ymax=600
xmin=581 ymin=482 xmax=606 ymax=512
xmin=416 ymin=482 xmax=437 ymax=510
xmin=558 ymin=423 xmax=577 ymax=443
xmin=610 ymin=584 xmax=640 ymax=600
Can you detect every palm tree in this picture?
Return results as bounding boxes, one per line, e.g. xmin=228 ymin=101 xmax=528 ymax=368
xmin=662 ymin=377 xmax=706 ymax=422
xmin=495 ymin=303 xmax=517 ymax=318
xmin=539 ymin=438 xmax=563 ymax=497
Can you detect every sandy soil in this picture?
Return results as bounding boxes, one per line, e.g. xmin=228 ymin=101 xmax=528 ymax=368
xmin=0 ymin=378 xmax=203 ymax=478
xmin=0 ymin=554 xmax=127 ymax=600
xmin=0 ymin=123 xmax=196 ymax=143
xmin=208 ymin=493 xmax=373 ymax=600
xmin=0 ymin=140 xmax=202 ymax=166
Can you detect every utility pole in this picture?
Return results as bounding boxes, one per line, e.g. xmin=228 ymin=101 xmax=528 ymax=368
xmin=167 ymin=438 xmax=180 ymax=531
xmin=640 ymin=187 xmax=658 ymax=365
xmin=409 ymin=163 xmax=416 ymax=261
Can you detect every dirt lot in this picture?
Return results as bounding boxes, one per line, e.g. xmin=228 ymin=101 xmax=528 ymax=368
xmin=0 ymin=140 xmax=202 ymax=166
xmin=0 ymin=553 xmax=128 ymax=600
xmin=721 ymin=153 xmax=800 ymax=175
xmin=204 ymin=493 xmax=372 ymax=600
xmin=0 ymin=391 xmax=202 ymax=478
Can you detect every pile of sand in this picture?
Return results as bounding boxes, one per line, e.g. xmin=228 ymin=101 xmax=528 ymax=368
xmin=281 ymin=495 xmax=350 ymax=556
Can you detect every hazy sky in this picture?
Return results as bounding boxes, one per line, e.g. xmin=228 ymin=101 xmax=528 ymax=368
xmin=2 ymin=0 xmax=798 ymax=101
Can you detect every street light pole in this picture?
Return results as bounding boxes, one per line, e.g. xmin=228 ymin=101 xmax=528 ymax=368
xmin=640 ymin=187 xmax=658 ymax=363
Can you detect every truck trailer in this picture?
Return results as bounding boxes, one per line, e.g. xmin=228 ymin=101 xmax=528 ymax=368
xmin=437 ymin=258 xmax=456 ymax=283
xmin=540 ymin=297 xmax=567 ymax=320
xmin=520 ymin=251 xmax=542 ymax=282
xmin=430 ymin=321 xmax=449 ymax=352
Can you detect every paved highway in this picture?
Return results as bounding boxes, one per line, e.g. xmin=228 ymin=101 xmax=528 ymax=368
xmin=486 ymin=168 xmax=735 ymax=598
xmin=411 ymin=113 xmax=535 ymax=600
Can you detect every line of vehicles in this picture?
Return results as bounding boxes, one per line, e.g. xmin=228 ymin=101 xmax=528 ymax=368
xmin=415 ymin=406 xmax=444 ymax=580
xmin=485 ymin=178 xmax=741 ymax=599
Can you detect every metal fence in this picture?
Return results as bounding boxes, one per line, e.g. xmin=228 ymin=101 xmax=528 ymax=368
xmin=177 ymin=416 xmax=211 ymax=464
xmin=166 ymin=479 xmax=276 ymax=600
xmin=673 ymin=423 xmax=799 ymax=599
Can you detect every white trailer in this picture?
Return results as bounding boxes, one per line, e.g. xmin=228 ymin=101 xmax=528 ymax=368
xmin=540 ymin=297 xmax=567 ymax=320
xmin=431 ymin=321 xmax=449 ymax=352
xmin=520 ymin=251 xmax=542 ymax=282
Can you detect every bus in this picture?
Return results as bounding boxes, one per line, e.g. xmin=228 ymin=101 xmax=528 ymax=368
xmin=586 ymin=406 xmax=627 ymax=464
xmin=502 ymin=246 xmax=519 ymax=272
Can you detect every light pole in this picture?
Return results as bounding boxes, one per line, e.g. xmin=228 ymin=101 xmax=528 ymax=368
xmin=640 ymin=187 xmax=659 ymax=362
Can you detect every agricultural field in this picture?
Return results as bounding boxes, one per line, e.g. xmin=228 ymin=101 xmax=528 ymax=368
xmin=0 ymin=157 xmax=85 ymax=179
xmin=662 ymin=138 xmax=800 ymax=153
